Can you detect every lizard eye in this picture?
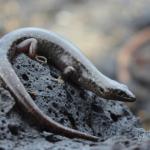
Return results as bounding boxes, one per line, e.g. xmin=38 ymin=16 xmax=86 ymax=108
xmin=117 ymin=90 xmax=126 ymax=97
xmin=99 ymin=87 xmax=104 ymax=93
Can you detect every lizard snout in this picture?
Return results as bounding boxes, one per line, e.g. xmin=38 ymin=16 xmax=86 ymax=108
xmin=113 ymin=86 xmax=136 ymax=102
xmin=105 ymin=86 xmax=136 ymax=102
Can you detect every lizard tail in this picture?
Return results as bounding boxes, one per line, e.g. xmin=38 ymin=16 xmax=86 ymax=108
xmin=0 ymin=57 xmax=99 ymax=141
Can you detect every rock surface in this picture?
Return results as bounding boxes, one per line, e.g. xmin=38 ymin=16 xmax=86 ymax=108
xmin=0 ymin=54 xmax=149 ymax=150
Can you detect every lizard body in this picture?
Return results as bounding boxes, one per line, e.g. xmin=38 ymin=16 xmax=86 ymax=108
xmin=0 ymin=27 xmax=136 ymax=141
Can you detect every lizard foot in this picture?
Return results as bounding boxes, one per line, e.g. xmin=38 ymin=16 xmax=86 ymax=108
xmin=35 ymin=55 xmax=47 ymax=64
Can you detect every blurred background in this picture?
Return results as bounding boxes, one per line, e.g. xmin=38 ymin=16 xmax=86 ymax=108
xmin=0 ymin=0 xmax=149 ymax=129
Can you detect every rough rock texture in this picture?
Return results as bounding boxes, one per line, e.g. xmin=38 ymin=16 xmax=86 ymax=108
xmin=0 ymin=54 xmax=150 ymax=150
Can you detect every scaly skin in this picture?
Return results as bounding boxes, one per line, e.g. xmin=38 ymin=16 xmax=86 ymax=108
xmin=0 ymin=27 xmax=136 ymax=141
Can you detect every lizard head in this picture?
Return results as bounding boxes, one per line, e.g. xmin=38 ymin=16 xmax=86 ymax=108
xmin=103 ymin=82 xmax=136 ymax=102
xmin=95 ymin=76 xmax=136 ymax=102
xmin=77 ymin=71 xmax=136 ymax=102
xmin=89 ymin=81 xmax=136 ymax=102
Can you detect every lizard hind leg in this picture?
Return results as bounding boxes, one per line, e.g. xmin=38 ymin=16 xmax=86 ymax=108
xmin=16 ymin=38 xmax=38 ymax=58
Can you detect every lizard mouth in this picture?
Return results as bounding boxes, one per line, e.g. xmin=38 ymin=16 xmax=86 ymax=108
xmin=118 ymin=95 xmax=136 ymax=102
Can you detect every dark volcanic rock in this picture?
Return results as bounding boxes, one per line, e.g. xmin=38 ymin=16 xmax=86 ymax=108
xmin=0 ymin=54 xmax=149 ymax=150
